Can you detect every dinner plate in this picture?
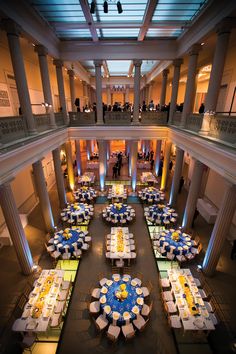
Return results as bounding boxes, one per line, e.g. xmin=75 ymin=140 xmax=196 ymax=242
xmin=132 ymin=305 xmax=139 ymax=314
xmin=100 ymin=295 xmax=107 ymax=304
xmin=123 ymin=276 xmax=130 ymax=282
xmin=123 ymin=311 xmax=131 ymax=319
xmin=101 ymin=286 xmax=108 ymax=294
xmin=104 ymin=305 xmax=111 ymax=314
xmin=112 ymin=311 xmax=120 ymax=320
xmin=137 ymin=297 xmax=144 ymax=305
xmin=113 ymin=276 xmax=120 ymax=282
xmin=106 ymin=280 xmax=113 ymax=286
xmin=131 ymin=280 xmax=137 ymax=287
xmin=194 ymin=318 xmax=205 ymax=329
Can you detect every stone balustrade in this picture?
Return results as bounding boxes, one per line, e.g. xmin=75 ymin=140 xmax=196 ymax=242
xmin=209 ymin=114 xmax=236 ymax=144
xmin=0 ymin=115 xmax=27 ymax=145
xmin=104 ymin=111 xmax=131 ymax=125
xmin=171 ymin=111 xmax=182 ymax=126
xmin=186 ymin=113 xmax=204 ymax=132
xmin=69 ymin=111 xmax=96 ymax=125
xmin=141 ymin=111 xmax=167 ymax=125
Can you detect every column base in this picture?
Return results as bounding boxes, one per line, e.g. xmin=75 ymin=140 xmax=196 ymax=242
xmin=28 ymin=129 xmax=38 ymax=136
xmin=50 ymin=124 xmax=57 ymax=129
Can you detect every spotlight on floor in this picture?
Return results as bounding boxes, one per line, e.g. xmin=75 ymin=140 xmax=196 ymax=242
xmin=197 ymin=264 xmax=202 ymax=270
xmin=103 ymin=1 xmax=108 ymax=13
xmin=90 ymin=1 xmax=95 ymax=14
xmin=117 ymin=1 xmax=123 ymax=14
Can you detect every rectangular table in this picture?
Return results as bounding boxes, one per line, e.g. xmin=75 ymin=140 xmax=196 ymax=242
xmin=78 ymin=172 xmax=95 ymax=184
xmin=12 ymin=269 xmax=64 ymax=332
xmin=109 ymin=227 xmax=132 ymax=259
xmin=140 ymin=172 xmax=157 ymax=184
xmin=167 ymin=268 xmax=215 ymax=331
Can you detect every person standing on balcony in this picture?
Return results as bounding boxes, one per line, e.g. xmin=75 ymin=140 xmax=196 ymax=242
xmin=142 ymin=101 xmax=147 ymax=112
xmin=148 ymin=100 xmax=154 ymax=111
xmin=199 ymin=102 xmax=205 ymax=113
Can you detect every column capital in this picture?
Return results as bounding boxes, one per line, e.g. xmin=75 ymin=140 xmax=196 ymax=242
xmin=133 ymin=59 xmax=142 ymax=67
xmin=188 ymin=43 xmax=202 ymax=56
xmin=1 ymin=19 xmax=21 ymax=36
xmin=94 ymin=60 xmax=103 ymax=67
xmin=126 ymin=84 xmax=130 ymax=89
xmin=149 ymin=80 xmax=154 ymax=86
xmin=34 ymin=44 xmax=48 ymax=56
xmin=67 ymin=69 xmax=74 ymax=77
xmin=215 ymin=17 xmax=234 ymax=35
xmin=162 ymin=69 xmax=169 ymax=77
xmin=173 ymin=58 xmax=183 ymax=67
xmin=53 ymin=59 xmax=64 ymax=68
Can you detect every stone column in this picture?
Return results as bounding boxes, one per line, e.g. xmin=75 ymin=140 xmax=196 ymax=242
xmin=75 ymin=140 xmax=82 ymax=176
xmin=128 ymin=141 xmax=132 ymax=177
xmin=32 ymin=160 xmax=55 ymax=232
xmin=3 ymin=19 xmax=36 ymax=134
xmin=145 ymin=84 xmax=150 ymax=103
xmin=94 ymin=60 xmax=103 ymax=124
xmin=86 ymin=140 xmax=91 ymax=160
xmin=148 ymin=81 xmax=154 ymax=104
xmin=202 ymin=182 xmax=236 ymax=276
xmin=65 ymin=141 xmax=75 ymax=191
xmin=169 ymin=147 xmax=184 ymax=206
xmin=133 ymin=60 xmax=142 ymax=123
xmin=160 ymin=140 xmax=172 ymax=190
xmin=169 ymin=59 xmax=183 ymax=124
xmin=180 ymin=44 xmax=201 ymax=127
xmin=35 ymin=45 xmax=56 ymax=129
xmin=182 ymin=159 xmax=204 ymax=230
xmin=200 ymin=20 xmax=232 ymax=135
xmin=53 ymin=59 xmax=68 ymax=124
xmin=82 ymin=81 xmax=87 ymax=105
xmin=154 ymin=140 xmax=162 ymax=176
xmin=106 ymin=85 xmax=111 ymax=106
xmin=130 ymin=140 xmax=138 ymax=191
xmin=98 ymin=140 xmax=106 ymax=191
xmin=52 ymin=148 xmax=67 ymax=208
xmin=0 ymin=181 xmax=34 ymax=275
xmin=160 ymin=69 xmax=169 ymax=108
xmin=68 ymin=69 xmax=76 ymax=112
xmin=125 ymin=85 xmax=130 ymax=103
xmin=87 ymin=84 xmax=92 ymax=106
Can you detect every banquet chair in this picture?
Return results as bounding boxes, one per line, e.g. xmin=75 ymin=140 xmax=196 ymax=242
xmin=166 ymin=252 xmax=175 ymax=261
xmin=73 ymin=249 xmax=82 ymax=258
xmin=62 ymin=252 xmax=71 ymax=260
xmin=51 ymin=250 xmax=61 ymax=260
xmin=165 ymin=301 xmax=177 ymax=314
xmin=162 ymin=291 xmax=173 ymax=302
xmin=133 ymin=314 xmax=149 ymax=332
xmin=50 ymin=312 xmax=63 ymax=329
xmin=141 ymin=300 xmax=153 ymax=317
xmin=204 ymin=301 xmax=214 ymax=313
xmin=95 ymin=314 xmax=109 ymax=331
xmin=122 ymin=323 xmax=136 ymax=340
xmin=168 ymin=315 xmax=182 ymax=329
xmin=61 ymin=280 xmax=71 ymax=291
xmin=198 ymin=288 xmax=208 ymax=299
xmin=209 ymin=312 xmax=218 ymax=325
xmin=176 ymin=255 xmax=186 ymax=262
xmin=85 ymin=236 xmax=92 ymax=243
xmin=116 ymin=259 xmax=125 ymax=268
xmin=99 ymin=276 xmax=108 ymax=287
xmin=58 ymin=288 xmax=69 ymax=302
xmin=107 ymin=324 xmax=121 ymax=342
xmin=89 ymin=301 xmax=100 ymax=315
xmin=81 ymin=243 xmax=89 ymax=251
xmin=130 ymin=245 xmax=136 ymax=251
xmin=193 ymin=277 xmax=201 ymax=287
xmin=91 ymin=288 xmax=101 ymax=299
xmin=159 ymin=278 xmax=170 ymax=289
xmin=19 ymin=332 xmax=37 ymax=353
xmin=141 ymin=281 xmax=153 ymax=298
xmin=54 ymin=300 xmax=66 ymax=314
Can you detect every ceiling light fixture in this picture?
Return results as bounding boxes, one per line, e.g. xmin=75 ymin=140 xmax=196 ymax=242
xmin=103 ymin=1 xmax=108 ymax=13
xmin=117 ymin=1 xmax=123 ymax=14
xmin=90 ymin=1 xmax=95 ymax=14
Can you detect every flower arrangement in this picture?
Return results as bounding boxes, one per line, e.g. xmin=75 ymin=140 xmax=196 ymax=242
xmin=171 ymin=231 xmax=180 ymax=242
xmin=116 ymin=229 xmax=124 ymax=252
xmin=114 ymin=203 xmax=122 ymax=210
xmin=31 ymin=275 xmax=55 ymax=319
xmin=179 ymin=275 xmax=199 ymax=316
xmin=81 ymin=186 xmax=88 ymax=191
xmin=115 ymin=283 xmax=128 ymax=301
xmin=63 ymin=229 xmax=72 ymax=240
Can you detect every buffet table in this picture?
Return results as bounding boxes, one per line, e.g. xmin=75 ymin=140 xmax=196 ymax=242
xmin=107 ymin=184 xmax=127 ymax=201
xmin=145 ymin=204 xmax=177 ymax=226
xmin=167 ymin=269 xmax=215 ymax=331
xmin=140 ymin=172 xmax=157 ymax=184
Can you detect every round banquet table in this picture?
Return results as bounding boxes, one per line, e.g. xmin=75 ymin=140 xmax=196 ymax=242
xmin=61 ymin=203 xmax=93 ymax=224
xmin=139 ymin=187 xmax=165 ymax=203
xmin=145 ymin=204 xmax=177 ymax=226
xmin=73 ymin=187 xmax=96 ymax=203
xmin=103 ymin=203 xmax=134 ymax=223
xmin=99 ymin=275 xmax=144 ymax=326
xmin=52 ymin=228 xmax=86 ymax=254
xmin=157 ymin=229 xmax=195 ymax=256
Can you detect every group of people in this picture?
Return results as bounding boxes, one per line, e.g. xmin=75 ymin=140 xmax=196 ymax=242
xmin=112 ymin=152 xmax=123 ymax=178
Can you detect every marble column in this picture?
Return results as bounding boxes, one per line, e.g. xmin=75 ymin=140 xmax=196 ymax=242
xmin=94 ymin=60 xmax=103 ymax=124
xmin=75 ymin=140 xmax=82 ymax=176
xmin=35 ymin=45 xmax=56 ymax=129
xmin=125 ymin=85 xmax=130 ymax=103
xmin=82 ymin=81 xmax=87 ymax=105
xmin=200 ymin=20 xmax=232 ymax=135
xmin=32 ymin=160 xmax=55 ymax=232
xmin=65 ymin=141 xmax=75 ymax=191
xmin=128 ymin=141 xmax=132 ymax=177
xmin=52 ymin=148 xmax=67 ymax=208
xmin=53 ymin=59 xmax=68 ymax=124
xmin=154 ymin=140 xmax=162 ymax=176
xmin=86 ymin=140 xmax=91 ymax=160
xmin=98 ymin=140 xmax=106 ymax=191
xmin=130 ymin=140 xmax=138 ymax=192
xmin=160 ymin=140 xmax=172 ymax=190
xmin=145 ymin=84 xmax=150 ymax=103
xmin=182 ymin=159 xmax=204 ymax=230
xmin=202 ymin=182 xmax=236 ymax=276
xmin=68 ymin=69 xmax=76 ymax=112
xmin=148 ymin=81 xmax=154 ymax=104
xmin=106 ymin=85 xmax=111 ymax=106
xmin=87 ymin=84 xmax=92 ymax=106
xmin=180 ymin=44 xmax=201 ymax=127
xmin=3 ymin=19 xmax=36 ymax=134
xmin=0 ymin=182 xmax=34 ymax=275
xmin=133 ymin=60 xmax=142 ymax=123
xmin=160 ymin=69 xmax=169 ymax=108
xmin=169 ymin=147 xmax=184 ymax=206
xmin=169 ymin=58 xmax=183 ymax=124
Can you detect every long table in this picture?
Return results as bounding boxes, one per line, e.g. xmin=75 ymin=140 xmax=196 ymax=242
xmin=109 ymin=227 xmax=133 ymax=260
xmin=167 ymin=269 xmax=215 ymax=331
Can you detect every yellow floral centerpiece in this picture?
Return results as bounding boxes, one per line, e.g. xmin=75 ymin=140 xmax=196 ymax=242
xmin=115 ymin=283 xmax=128 ymax=301
xmin=171 ymin=231 xmax=180 ymax=242
xmin=179 ymin=275 xmax=199 ymax=316
xmin=158 ymin=204 xmax=165 ymax=209
xmin=74 ymin=203 xmax=81 ymax=210
xmin=63 ymin=228 xmax=72 ymax=240
xmin=32 ymin=275 xmax=54 ymax=319
xmin=116 ymin=229 xmax=124 ymax=252
xmin=81 ymin=186 xmax=88 ymax=191
xmin=114 ymin=203 xmax=122 ymax=210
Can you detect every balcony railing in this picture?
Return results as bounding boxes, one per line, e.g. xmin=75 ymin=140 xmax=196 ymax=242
xmin=69 ymin=111 xmax=168 ymax=126
xmin=171 ymin=111 xmax=182 ymax=126
xmin=186 ymin=113 xmax=204 ymax=132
